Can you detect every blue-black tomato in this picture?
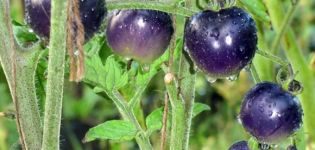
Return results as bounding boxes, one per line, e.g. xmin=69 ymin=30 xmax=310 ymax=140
xmin=287 ymin=145 xmax=297 ymax=150
xmin=239 ymin=82 xmax=303 ymax=143
xmin=106 ymin=10 xmax=174 ymax=63
xmin=25 ymin=0 xmax=107 ymax=39
xmin=229 ymin=141 xmax=251 ymax=150
xmin=184 ymin=7 xmax=257 ymax=79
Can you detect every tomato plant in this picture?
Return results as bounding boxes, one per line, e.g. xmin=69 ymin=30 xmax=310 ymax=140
xmin=0 ymin=0 xmax=315 ymax=150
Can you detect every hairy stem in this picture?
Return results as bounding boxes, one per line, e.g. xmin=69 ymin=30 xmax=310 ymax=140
xmin=161 ymin=93 xmax=169 ymax=150
xmin=270 ymin=0 xmax=298 ymax=54
xmin=42 ymin=0 xmax=68 ymax=150
xmin=265 ymin=0 xmax=315 ymax=144
xmin=256 ymin=50 xmax=290 ymax=67
xmin=253 ymin=23 xmax=273 ymax=81
xmin=106 ymin=91 xmax=152 ymax=150
xmin=0 ymin=1 xmax=42 ymax=149
xmin=106 ymin=1 xmax=196 ymax=17
xmin=250 ymin=64 xmax=261 ymax=83
xmin=165 ymin=78 xmax=185 ymax=150
xmin=179 ymin=53 xmax=196 ymax=150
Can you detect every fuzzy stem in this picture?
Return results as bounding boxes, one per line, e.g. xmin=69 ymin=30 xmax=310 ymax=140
xmin=42 ymin=0 xmax=68 ymax=150
xmin=106 ymin=91 xmax=153 ymax=150
xmin=253 ymin=23 xmax=274 ymax=81
xmin=165 ymin=79 xmax=185 ymax=150
xmin=264 ymin=0 xmax=315 ymax=144
xmin=250 ymin=64 xmax=261 ymax=83
xmin=179 ymin=54 xmax=196 ymax=150
xmin=256 ymin=50 xmax=290 ymax=67
xmin=270 ymin=0 xmax=298 ymax=54
xmin=161 ymin=93 xmax=169 ymax=150
xmin=0 ymin=1 xmax=43 ymax=149
xmin=106 ymin=1 xmax=196 ymax=17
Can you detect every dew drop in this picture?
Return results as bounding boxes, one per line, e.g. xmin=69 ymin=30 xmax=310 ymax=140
xmin=239 ymin=46 xmax=245 ymax=53
xmin=259 ymin=104 xmax=264 ymax=113
xmin=206 ymin=76 xmax=217 ymax=83
xmin=273 ymin=102 xmax=276 ymax=107
xmin=237 ymin=115 xmax=242 ymax=125
xmin=141 ymin=64 xmax=150 ymax=72
xmin=226 ymin=74 xmax=239 ymax=81
xmin=210 ymin=28 xmax=220 ymax=40
xmin=193 ymin=65 xmax=200 ymax=72
xmin=74 ymin=50 xmax=79 ymax=56
xmin=267 ymin=111 xmax=272 ymax=117
xmin=244 ymin=63 xmax=252 ymax=72
xmin=29 ymin=29 xmax=34 ymax=33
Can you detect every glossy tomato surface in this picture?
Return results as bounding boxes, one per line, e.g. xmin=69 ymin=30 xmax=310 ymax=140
xmin=106 ymin=10 xmax=174 ymax=63
xmin=240 ymin=82 xmax=303 ymax=143
xmin=25 ymin=0 xmax=106 ymax=39
xmin=228 ymin=141 xmax=251 ymax=150
xmin=185 ymin=7 xmax=257 ymax=78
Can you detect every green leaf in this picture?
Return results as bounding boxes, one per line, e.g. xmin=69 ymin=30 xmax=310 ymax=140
xmin=12 ymin=20 xmax=38 ymax=47
xmin=238 ymin=0 xmax=270 ymax=23
xmin=104 ymin=56 xmax=128 ymax=90
xmin=84 ymin=120 xmax=137 ymax=142
xmin=84 ymin=35 xmax=105 ymax=56
xmin=84 ymin=53 xmax=106 ymax=86
xmin=192 ymin=103 xmax=211 ymax=118
xmin=84 ymin=55 xmax=128 ymax=91
xmin=146 ymin=107 xmax=164 ymax=134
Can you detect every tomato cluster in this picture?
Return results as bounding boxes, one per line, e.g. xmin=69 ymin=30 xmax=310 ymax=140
xmin=26 ymin=1 xmax=303 ymax=149
xmin=25 ymin=0 xmax=107 ymax=39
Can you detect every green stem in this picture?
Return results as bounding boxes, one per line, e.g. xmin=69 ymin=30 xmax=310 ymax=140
xmin=270 ymin=0 xmax=298 ymax=54
xmin=265 ymin=0 xmax=315 ymax=145
xmin=106 ymin=91 xmax=152 ymax=150
xmin=250 ymin=64 xmax=261 ymax=83
xmin=179 ymin=54 xmax=196 ymax=150
xmin=165 ymin=78 xmax=186 ymax=150
xmin=106 ymin=1 xmax=196 ymax=17
xmin=0 ymin=1 xmax=42 ymax=149
xmin=253 ymin=22 xmax=273 ymax=81
xmin=42 ymin=0 xmax=68 ymax=150
xmin=256 ymin=49 xmax=290 ymax=67
xmin=128 ymin=81 xmax=150 ymax=109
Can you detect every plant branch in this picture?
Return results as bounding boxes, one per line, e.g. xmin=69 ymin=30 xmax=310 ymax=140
xmin=160 ymin=93 xmax=169 ymax=150
xmin=42 ymin=0 xmax=68 ymax=149
xmin=163 ymin=74 xmax=185 ymax=150
xmin=250 ymin=64 xmax=261 ymax=83
xmin=271 ymin=0 xmax=299 ymax=54
xmin=0 ymin=1 xmax=43 ymax=149
xmin=252 ymin=22 xmax=274 ymax=81
xmin=256 ymin=49 xmax=290 ymax=67
xmin=106 ymin=90 xmax=153 ymax=150
xmin=106 ymin=1 xmax=196 ymax=17
xmin=178 ymin=53 xmax=196 ymax=150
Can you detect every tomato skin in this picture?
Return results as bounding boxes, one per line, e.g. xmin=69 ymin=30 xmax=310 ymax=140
xmin=106 ymin=10 xmax=174 ymax=63
xmin=25 ymin=0 xmax=107 ymax=39
xmin=184 ymin=7 xmax=257 ymax=78
xmin=240 ymin=82 xmax=303 ymax=143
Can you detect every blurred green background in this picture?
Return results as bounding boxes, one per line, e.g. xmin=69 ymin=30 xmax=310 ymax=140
xmin=1 ymin=0 xmax=315 ymax=149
